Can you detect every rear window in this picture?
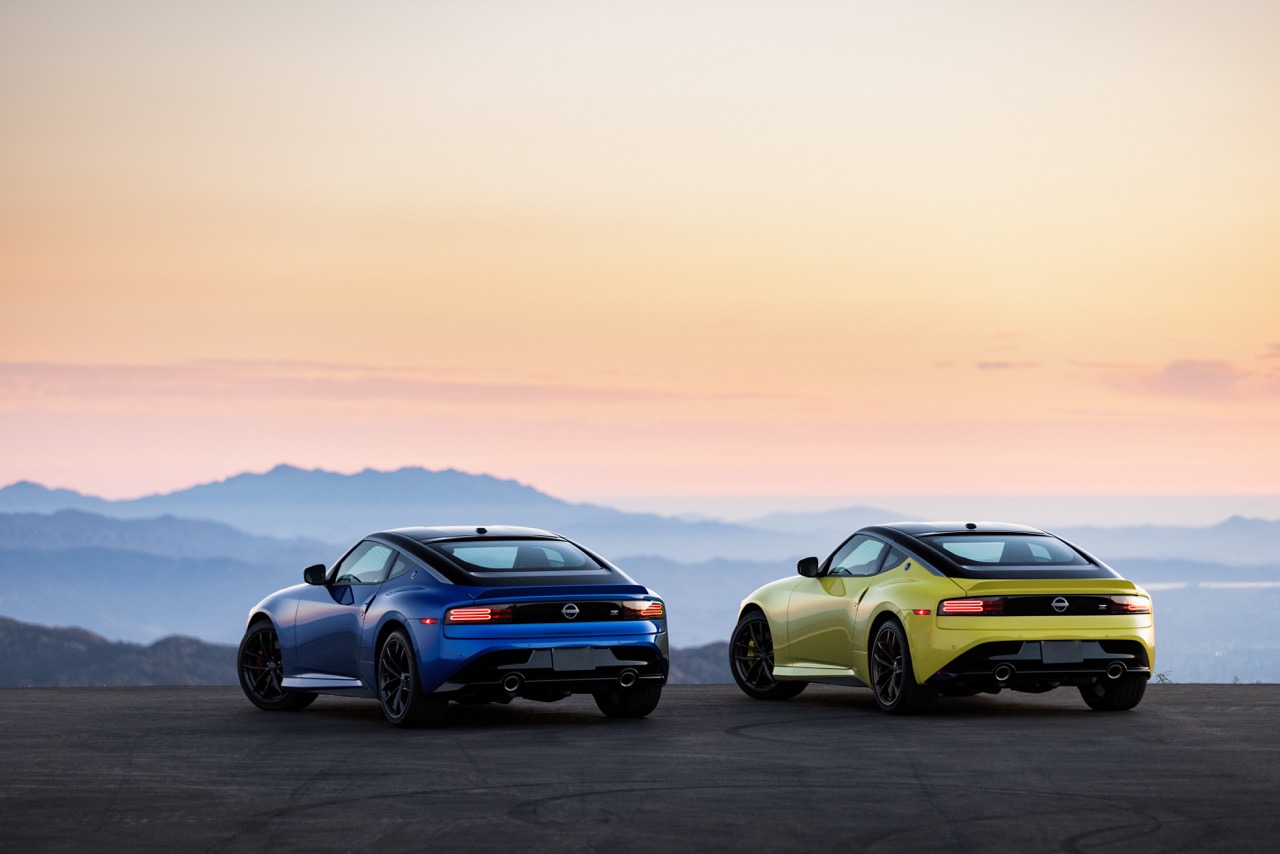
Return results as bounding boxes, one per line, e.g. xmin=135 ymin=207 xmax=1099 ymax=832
xmin=925 ymin=534 xmax=1089 ymax=566
xmin=427 ymin=539 xmax=612 ymax=578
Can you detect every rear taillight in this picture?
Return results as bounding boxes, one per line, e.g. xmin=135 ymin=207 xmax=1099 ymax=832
xmin=621 ymin=600 xmax=665 ymax=619
xmin=1109 ymin=595 xmax=1151 ymax=614
xmin=445 ymin=605 xmax=514 ymax=623
xmin=938 ymin=597 xmax=1005 ymax=616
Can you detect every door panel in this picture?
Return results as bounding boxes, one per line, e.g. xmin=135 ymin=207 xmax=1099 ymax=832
xmin=787 ymin=576 xmax=873 ymax=667
xmin=292 ymin=541 xmax=393 ymax=678
xmin=786 ymin=535 xmax=889 ymax=668
xmin=293 ymin=583 xmax=373 ymax=678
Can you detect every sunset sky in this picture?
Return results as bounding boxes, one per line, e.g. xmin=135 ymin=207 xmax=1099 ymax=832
xmin=2 ymin=1 xmax=1278 ymax=517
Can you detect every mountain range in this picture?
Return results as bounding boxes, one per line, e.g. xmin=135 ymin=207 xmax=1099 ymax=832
xmin=1 ymin=465 xmax=1277 ymax=683
xmin=0 ymin=465 xmax=888 ymax=562
xmin=4 ymin=465 xmax=1277 ymax=565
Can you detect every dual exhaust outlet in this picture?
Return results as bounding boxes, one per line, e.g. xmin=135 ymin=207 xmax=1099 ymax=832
xmin=501 ymin=668 xmax=639 ymax=694
xmin=990 ymin=661 xmax=1127 ymax=684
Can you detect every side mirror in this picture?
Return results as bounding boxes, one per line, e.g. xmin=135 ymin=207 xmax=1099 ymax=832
xmin=797 ymin=556 xmax=821 ymax=577
xmin=303 ymin=564 xmax=328 ymax=585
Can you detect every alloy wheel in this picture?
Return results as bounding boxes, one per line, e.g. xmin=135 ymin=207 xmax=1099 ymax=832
xmin=240 ymin=625 xmax=286 ymax=703
xmin=378 ymin=634 xmax=414 ymax=720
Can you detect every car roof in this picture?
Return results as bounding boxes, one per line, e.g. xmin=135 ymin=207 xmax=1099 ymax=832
xmin=864 ymin=521 xmax=1052 ymax=537
xmin=377 ymin=525 xmax=562 ymax=543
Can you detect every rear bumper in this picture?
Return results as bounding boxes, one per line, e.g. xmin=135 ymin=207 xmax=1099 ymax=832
xmin=436 ymin=645 xmax=666 ymax=700
xmin=418 ymin=623 xmax=669 ymax=697
xmin=913 ymin=615 xmax=1156 ymax=687
xmin=927 ymin=639 xmax=1151 ymax=692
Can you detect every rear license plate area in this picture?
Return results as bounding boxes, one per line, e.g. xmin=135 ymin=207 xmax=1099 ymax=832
xmin=1041 ymin=641 xmax=1084 ymax=664
xmin=552 ymin=648 xmax=597 ymax=672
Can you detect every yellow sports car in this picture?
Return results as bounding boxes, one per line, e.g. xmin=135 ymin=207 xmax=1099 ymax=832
xmin=730 ymin=522 xmax=1154 ymax=714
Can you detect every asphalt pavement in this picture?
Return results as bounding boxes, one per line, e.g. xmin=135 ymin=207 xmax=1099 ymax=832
xmin=1 ymin=684 xmax=1276 ymax=853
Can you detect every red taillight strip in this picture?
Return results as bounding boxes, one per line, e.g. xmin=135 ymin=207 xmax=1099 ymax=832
xmin=447 ymin=607 xmax=494 ymax=622
xmin=938 ymin=597 xmax=1004 ymax=615
xmin=445 ymin=606 xmax=514 ymax=623
xmin=1111 ymin=595 xmax=1151 ymax=614
xmin=622 ymin=600 xmax=665 ymax=619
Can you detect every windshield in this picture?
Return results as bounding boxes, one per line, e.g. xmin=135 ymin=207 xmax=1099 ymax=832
xmin=925 ymin=534 xmax=1089 ymax=567
xmin=427 ymin=539 xmax=613 ymax=578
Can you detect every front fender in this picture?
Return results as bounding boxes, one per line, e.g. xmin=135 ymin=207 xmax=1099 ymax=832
xmin=738 ymin=576 xmax=804 ymax=665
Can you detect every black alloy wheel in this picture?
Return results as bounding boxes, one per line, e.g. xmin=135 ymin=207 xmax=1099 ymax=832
xmin=729 ymin=611 xmax=807 ymax=700
xmin=237 ymin=622 xmax=315 ymax=711
xmin=377 ymin=629 xmax=447 ymax=727
xmin=869 ymin=620 xmax=935 ymax=715
xmin=594 ymin=683 xmax=663 ymax=718
xmin=1079 ymin=675 xmax=1147 ymax=711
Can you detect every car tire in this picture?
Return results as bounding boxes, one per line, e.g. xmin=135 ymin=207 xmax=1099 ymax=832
xmin=237 ymin=621 xmax=316 ymax=712
xmin=869 ymin=619 xmax=935 ymax=715
xmin=593 ymin=683 xmax=663 ymax=718
xmin=377 ymin=628 xmax=448 ymax=728
xmin=1079 ymin=675 xmax=1147 ymax=711
xmin=729 ymin=611 xmax=807 ymax=700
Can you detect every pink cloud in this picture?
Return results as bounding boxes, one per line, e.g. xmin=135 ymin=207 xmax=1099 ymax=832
xmin=0 ymin=360 xmax=798 ymax=414
xmin=1123 ymin=359 xmax=1249 ymax=400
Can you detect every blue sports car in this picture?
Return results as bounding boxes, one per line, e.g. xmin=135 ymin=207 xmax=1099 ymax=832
xmin=237 ymin=525 xmax=668 ymax=726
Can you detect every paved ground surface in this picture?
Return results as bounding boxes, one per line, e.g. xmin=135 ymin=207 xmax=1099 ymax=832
xmin=1 ymin=684 xmax=1276 ymax=853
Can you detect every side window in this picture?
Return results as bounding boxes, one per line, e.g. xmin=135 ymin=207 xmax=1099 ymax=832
xmin=333 ymin=541 xmax=393 ymax=584
xmin=880 ymin=548 xmax=908 ymax=572
xmin=827 ymin=536 xmax=887 ymax=577
xmin=387 ymin=553 xmax=413 ymax=581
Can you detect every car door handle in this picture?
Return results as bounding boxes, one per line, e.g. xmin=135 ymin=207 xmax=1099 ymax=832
xmin=362 ymin=595 xmax=376 ymax=615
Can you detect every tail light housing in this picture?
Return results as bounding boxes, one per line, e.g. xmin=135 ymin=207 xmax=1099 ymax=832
xmin=621 ymin=600 xmax=665 ymax=619
xmin=445 ymin=605 xmax=514 ymax=624
xmin=939 ymin=597 xmax=1005 ymax=615
xmin=1108 ymin=595 xmax=1151 ymax=614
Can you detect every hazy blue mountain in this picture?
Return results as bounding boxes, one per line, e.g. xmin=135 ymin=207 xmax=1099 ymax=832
xmin=1060 ymin=517 xmax=1280 ymax=567
xmin=0 ymin=615 xmax=235 ymax=686
xmin=0 ymin=481 xmax=111 ymax=514
xmin=0 ymin=466 xmax=814 ymax=562
xmin=7 ymin=467 xmax=1276 ymax=565
xmin=0 ymin=547 xmax=300 ymax=644
xmin=1106 ymin=557 xmax=1280 ymax=586
xmin=741 ymin=506 xmax=906 ymax=537
xmin=668 ymin=642 xmax=731 ymax=684
xmin=0 ymin=509 xmax=335 ymax=567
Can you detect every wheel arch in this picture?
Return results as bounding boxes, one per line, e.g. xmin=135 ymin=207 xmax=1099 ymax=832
xmin=375 ymin=616 xmax=411 ymax=656
xmin=245 ymin=611 xmax=274 ymax=630
xmin=866 ymin=608 xmax=934 ymax=686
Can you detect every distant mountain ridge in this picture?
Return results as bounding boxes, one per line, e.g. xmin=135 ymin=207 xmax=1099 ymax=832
xmin=0 ymin=466 xmax=826 ymax=561
xmin=4 ymin=465 xmax=1279 ymax=565
xmin=0 ymin=509 xmax=331 ymax=566
xmin=0 ymin=615 xmax=235 ymax=686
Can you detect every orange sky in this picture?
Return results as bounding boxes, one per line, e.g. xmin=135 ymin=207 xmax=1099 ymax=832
xmin=2 ymin=1 xmax=1278 ymax=508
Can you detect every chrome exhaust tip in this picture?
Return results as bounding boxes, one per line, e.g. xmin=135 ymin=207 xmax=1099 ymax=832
xmin=1106 ymin=662 xmax=1126 ymax=681
xmin=618 ymin=668 xmax=638 ymax=688
xmin=992 ymin=664 xmax=1014 ymax=684
xmin=502 ymin=673 xmax=524 ymax=694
